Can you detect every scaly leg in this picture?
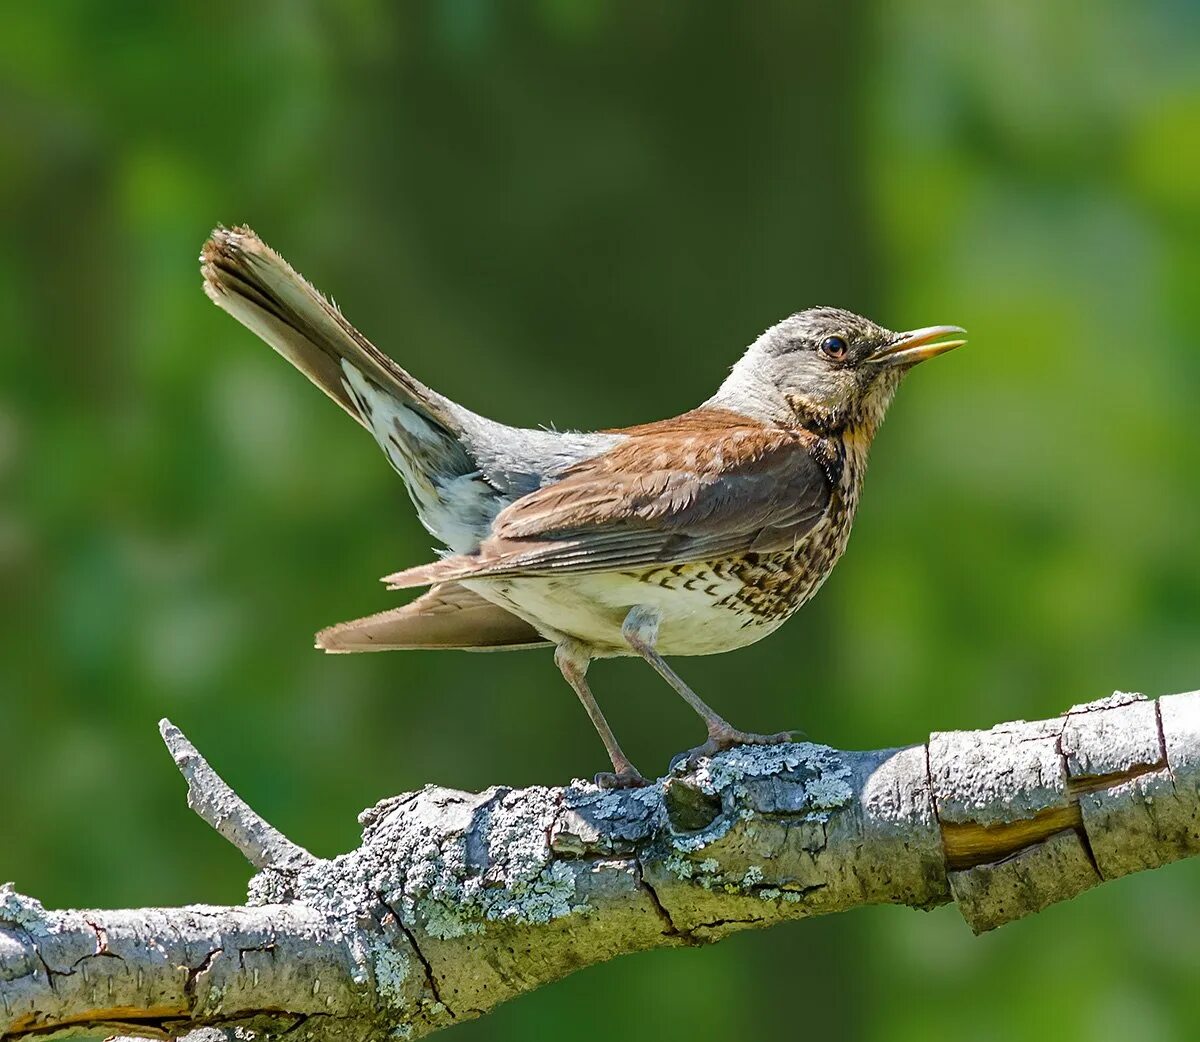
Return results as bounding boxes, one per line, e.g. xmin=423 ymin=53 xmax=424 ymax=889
xmin=555 ymin=640 xmax=648 ymax=788
xmin=621 ymin=605 xmax=792 ymax=759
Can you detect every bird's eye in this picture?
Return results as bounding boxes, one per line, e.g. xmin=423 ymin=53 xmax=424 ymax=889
xmin=819 ymin=335 xmax=848 ymax=361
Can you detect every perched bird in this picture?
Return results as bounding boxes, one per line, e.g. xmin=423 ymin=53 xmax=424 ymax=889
xmin=202 ymin=227 xmax=965 ymax=786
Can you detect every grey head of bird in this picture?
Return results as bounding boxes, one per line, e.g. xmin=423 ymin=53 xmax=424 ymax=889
xmin=708 ymin=306 xmax=966 ymax=435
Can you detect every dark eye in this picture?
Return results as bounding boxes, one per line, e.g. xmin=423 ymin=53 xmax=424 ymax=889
xmin=819 ymin=335 xmax=848 ymax=360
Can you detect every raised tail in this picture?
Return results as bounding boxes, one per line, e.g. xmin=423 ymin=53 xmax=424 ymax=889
xmin=201 ymin=226 xmax=459 ymax=433
xmin=202 ymin=226 xmax=505 ymax=551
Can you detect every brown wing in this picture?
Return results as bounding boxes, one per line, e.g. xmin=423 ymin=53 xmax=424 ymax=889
xmin=316 ymin=582 xmax=549 ymax=652
xmin=382 ymin=421 xmax=833 ymax=587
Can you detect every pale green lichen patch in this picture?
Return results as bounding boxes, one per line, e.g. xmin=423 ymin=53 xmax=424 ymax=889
xmin=0 ymin=884 xmax=46 ymax=929
xmin=307 ymin=785 xmax=594 ymax=943
xmin=690 ymin=743 xmax=813 ymax=789
xmin=419 ymin=860 xmax=582 ymax=940
xmin=690 ymin=742 xmax=852 ymax=807
xmin=371 ymin=944 xmax=412 ymax=1005
xmin=568 ymin=781 xmax=663 ymax=822
xmin=664 ymin=855 xmax=774 ymax=895
xmin=657 ymin=745 xmax=855 ymax=896
xmin=420 ymin=900 xmax=480 ymax=941
xmin=664 ymin=853 xmax=695 ymax=880
xmin=805 ymin=775 xmax=854 ymax=813
xmin=664 ymin=744 xmax=852 ymax=864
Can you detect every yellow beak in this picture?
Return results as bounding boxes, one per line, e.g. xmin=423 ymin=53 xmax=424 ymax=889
xmin=868 ymin=325 xmax=967 ymax=366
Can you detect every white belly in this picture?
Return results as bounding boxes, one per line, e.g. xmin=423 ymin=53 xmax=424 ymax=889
xmin=463 ymin=564 xmax=787 ymax=657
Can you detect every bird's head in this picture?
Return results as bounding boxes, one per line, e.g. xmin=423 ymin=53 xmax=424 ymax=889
xmin=711 ymin=306 xmax=966 ymax=435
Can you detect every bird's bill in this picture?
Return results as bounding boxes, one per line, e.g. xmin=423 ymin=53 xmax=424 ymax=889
xmin=868 ymin=325 xmax=967 ymax=366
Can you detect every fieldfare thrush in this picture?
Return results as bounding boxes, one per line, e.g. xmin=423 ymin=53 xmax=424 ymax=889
xmin=202 ymin=227 xmax=965 ymax=787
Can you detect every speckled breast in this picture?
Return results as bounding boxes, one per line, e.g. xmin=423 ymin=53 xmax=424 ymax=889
xmin=474 ymin=433 xmax=868 ymax=657
xmin=708 ymin=439 xmax=864 ymax=624
xmin=612 ymin=444 xmax=865 ymax=652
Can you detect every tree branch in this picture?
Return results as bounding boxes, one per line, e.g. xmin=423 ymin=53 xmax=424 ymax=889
xmin=4 ymin=689 xmax=1199 ymax=1041
xmin=158 ymin=720 xmax=317 ymax=874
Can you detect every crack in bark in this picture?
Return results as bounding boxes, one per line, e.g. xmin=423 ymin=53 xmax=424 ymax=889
xmin=941 ymin=807 xmax=1083 ymax=870
xmin=183 ymin=949 xmax=223 ymax=1010
xmin=68 ymin=920 xmax=123 ymax=974
xmin=378 ymin=899 xmax=452 ymax=1019
xmin=1155 ymin=698 xmax=1177 ymax=791
xmin=5 ymin=1012 xmax=176 ymax=1041
xmin=81 ymin=918 xmax=110 ymax=958
xmin=0 ymin=1004 xmax=317 ymax=1041
xmin=690 ymin=916 xmax=767 ymax=932
xmin=1068 ymin=764 xmax=1165 ymax=796
xmin=941 ymin=725 xmax=1172 ymax=872
xmin=1056 ymin=726 xmax=1104 ymax=879
xmin=632 ymin=860 xmax=681 ymax=939
xmin=31 ymin=948 xmax=57 ymax=991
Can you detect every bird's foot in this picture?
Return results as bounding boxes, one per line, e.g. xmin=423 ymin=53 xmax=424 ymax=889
xmin=593 ymin=767 xmax=650 ymax=790
xmin=672 ymin=727 xmax=802 ymax=773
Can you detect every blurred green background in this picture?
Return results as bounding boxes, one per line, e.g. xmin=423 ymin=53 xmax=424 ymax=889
xmin=3 ymin=2 xmax=1200 ymax=1039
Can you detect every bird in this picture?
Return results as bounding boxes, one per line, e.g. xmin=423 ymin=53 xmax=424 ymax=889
xmin=201 ymin=226 xmax=965 ymax=787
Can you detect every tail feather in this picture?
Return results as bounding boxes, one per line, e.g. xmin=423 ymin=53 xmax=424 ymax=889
xmin=201 ymin=226 xmax=457 ymax=433
xmin=202 ymin=226 xmax=505 ymax=551
xmin=316 ymin=582 xmax=548 ymax=653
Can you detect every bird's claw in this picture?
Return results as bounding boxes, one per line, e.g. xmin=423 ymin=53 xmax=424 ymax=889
xmin=671 ymin=727 xmax=802 ymax=773
xmin=594 ymin=767 xmax=650 ymax=790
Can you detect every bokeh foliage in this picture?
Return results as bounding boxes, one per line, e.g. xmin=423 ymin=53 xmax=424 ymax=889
xmin=3 ymin=3 xmax=1200 ymax=1039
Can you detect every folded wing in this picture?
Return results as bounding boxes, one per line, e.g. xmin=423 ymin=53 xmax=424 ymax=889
xmin=383 ymin=421 xmax=834 ymax=588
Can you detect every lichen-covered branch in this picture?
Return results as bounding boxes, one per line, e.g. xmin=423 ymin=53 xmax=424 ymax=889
xmin=4 ymin=689 xmax=1200 ymax=1041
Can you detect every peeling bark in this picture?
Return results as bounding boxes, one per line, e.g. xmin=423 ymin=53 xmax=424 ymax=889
xmin=4 ymin=690 xmax=1200 ymax=1041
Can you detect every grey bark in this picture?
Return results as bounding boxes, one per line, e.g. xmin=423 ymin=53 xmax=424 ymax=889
xmin=4 ymin=689 xmax=1200 ymax=1041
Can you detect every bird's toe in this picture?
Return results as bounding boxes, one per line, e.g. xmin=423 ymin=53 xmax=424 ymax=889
xmin=711 ymin=727 xmax=798 ymax=751
xmin=593 ymin=768 xmax=650 ymax=790
xmin=673 ymin=727 xmax=803 ymax=772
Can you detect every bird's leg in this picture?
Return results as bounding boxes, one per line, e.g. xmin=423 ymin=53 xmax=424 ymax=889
xmin=554 ymin=640 xmax=648 ymax=789
xmin=621 ymin=605 xmax=793 ymax=759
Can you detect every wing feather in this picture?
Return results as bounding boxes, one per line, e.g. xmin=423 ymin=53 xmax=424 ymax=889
xmin=382 ymin=425 xmax=834 ymax=586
